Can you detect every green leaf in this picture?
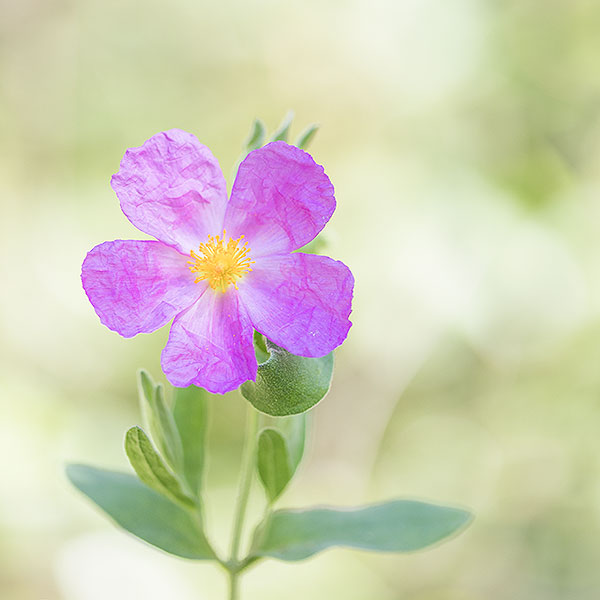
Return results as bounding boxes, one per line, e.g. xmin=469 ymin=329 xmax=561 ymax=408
xmin=250 ymin=500 xmax=473 ymax=561
xmin=253 ymin=330 xmax=270 ymax=364
xmin=137 ymin=370 xmax=184 ymax=472
xmin=124 ymin=427 xmax=195 ymax=507
xmin=257 ymin=414 xmax=307 ymax=502
xmin=66 ymin=464 xmax=215 ymax=560
xmin=297 ymin=234 xmax=327 ymax=255
xmin=241 ymin=340 xmax=333 ymax=416
xmin=244 ymin=118 xmax=266 ymax=152
xmin=172 ymin=385 xmax=209 ymax=496
xmin=277 ymin=414 xmax=306 ymax=472
xmin=295 ymin=124 xmax=319 ymax=149
xmin=257 ymin=429 xmax=292 ymax=503
xmin=271 ymin=110 xmax=294 ymax=142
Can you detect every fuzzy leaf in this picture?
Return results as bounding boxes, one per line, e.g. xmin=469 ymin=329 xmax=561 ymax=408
xmin=66 ymin=464 xmax=215 ymax=560
xmin=250 ymin=500 xmax=472 ymax=561
xmin=276 ymin=414 xmax=306 ymax=472
xmin=245 ymin=118 xmax=266 ymax=152
xmin=295 ymin=124 xmax=319 ymax=150
xmin=125 ymin=427 xmax=194 ymax=507
xmin=271 ymin=110 xmax=294 ymax=142
xmin=257 ymin=429 xmax=292 ymax=503
xmin=172 ymin=385 xmax=209 ymax=496
xmin=241 ymin=341 xmax=333 ymax=416
xmin=137 ymin=370 xmax=184 ymax=472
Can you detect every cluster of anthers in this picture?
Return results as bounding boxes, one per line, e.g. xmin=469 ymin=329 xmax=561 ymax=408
xmin=188 ymin=230 xmax=254 ymax=293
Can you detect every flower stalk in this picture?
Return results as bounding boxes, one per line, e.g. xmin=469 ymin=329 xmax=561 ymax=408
xmin=227 ymin=402 xmax=260 ymax=599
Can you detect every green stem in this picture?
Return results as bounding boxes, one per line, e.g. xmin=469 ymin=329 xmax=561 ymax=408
xmin=227 ymin=403 xmax=259 ymax=599
xmin=228 ymin=569 xmax=239 ymax=600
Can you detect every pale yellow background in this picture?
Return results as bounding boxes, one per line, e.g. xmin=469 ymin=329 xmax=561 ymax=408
xmin=2 ymin=0 xmax=600 ymax=598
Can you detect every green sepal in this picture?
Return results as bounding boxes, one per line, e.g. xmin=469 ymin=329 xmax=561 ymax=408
xmin=270 ymin=110 xmax=294 ymax=142
xmin=137 ymin=370 xmax=184 ymax=472
xmin=172 ymin=385 xmax=209 ymax=497
xmin=244 ymin=118 xmax=266 ymax=152
xmin=249 ymin=500 xmax=473 ymax=561
xmin=124 ymin=426 xmax=195 ymax=507
xmin=295 ymin=124 xmax=319 ymax=150
xmin=241 ymin=340 xmax=333 ymax=416
xmin=66 ymin=464 xmax=215 ymax=560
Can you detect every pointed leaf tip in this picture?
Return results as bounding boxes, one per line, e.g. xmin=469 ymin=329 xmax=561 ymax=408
xmin=250 ymin=500 xmax=473 ymax=561
xmin=136 ymin=370 xmax=184 ymax=472
xmin=125 ymin=426 xmax=195 ymax=507
xmin=271 ymin=110 xmax=294 ymax=142
xmin=245 ymin=119 xmax=266 ymax=152
xmin=295 ymin=124 xmax=319 ymax=150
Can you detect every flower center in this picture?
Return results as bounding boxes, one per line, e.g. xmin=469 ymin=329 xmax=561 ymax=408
xmin=188 ymin=230 xmax=254 ymax=292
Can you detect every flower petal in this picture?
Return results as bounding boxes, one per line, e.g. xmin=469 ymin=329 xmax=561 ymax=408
xmin=82 ymin=240 xmax=201 ymax=338
xmin=238 ymin=253 xmax=353 ymax=357
xmin=111 ymin=129 xmax=228 ymax=254
xmin=161 ymin=290 xmax=256 ymax=394
xmin=224 ymin=142 xmax=335 ymax=257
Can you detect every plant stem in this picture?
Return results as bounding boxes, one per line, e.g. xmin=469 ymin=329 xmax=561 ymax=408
xmin=228 ymin=569 xmax=239 ymax=600
xmin=227 ymin=403 xmax=259 ymax=599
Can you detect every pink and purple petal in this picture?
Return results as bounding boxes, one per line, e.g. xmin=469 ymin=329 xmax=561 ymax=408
xmin=161 ymin=290 xmax=256 ymax=394
xmin=224 ymin=142 xmax=335 ymax=257
xmin=81 ymin=240 xmax=202 ymax=338
xmin=111 ymin=129 xmax=228 ymax=254
xmin=238 ymin=253 xmax=353 ymax=357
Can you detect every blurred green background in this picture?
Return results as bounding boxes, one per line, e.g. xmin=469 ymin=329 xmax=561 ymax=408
xmin=2 ymin=0 xmax=600 ymax=598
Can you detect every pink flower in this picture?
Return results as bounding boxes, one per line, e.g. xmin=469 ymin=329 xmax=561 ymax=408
xmin=81 ymin=129 xmax=353 ymax=394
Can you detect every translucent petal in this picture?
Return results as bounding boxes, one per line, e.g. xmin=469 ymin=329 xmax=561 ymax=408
xmin=224 ymin=142 xmax=335 ymax=257
xmin=81 ymin=240 xmax=202 ymax=337
xmin=161 ymin=290 xmax=256 ymax=394
xmin=238 ymin=253 xmax=353 ymax=357
xmin=112 ymin=129 xmax=228 ymax=254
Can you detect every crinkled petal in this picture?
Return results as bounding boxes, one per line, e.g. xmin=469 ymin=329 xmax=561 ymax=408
xmin=111 ymin=129 xmax=228 ymax=254
xmin=224 ymin=142 xmax=335 ymax=257
xmin=81 ymin=240 xmax=202 ymax=338
xmin=161 ymin=289 xmax=256 ymax=394
xmin=238 ymin=253 xmax=353 ymax=357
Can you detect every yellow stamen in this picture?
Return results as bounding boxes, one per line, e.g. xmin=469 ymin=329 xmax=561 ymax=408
xmin=188 ymin=230 xmax=254 ymax=292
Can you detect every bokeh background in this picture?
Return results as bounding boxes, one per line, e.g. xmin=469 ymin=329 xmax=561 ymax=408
xmin=2 ymin=0 xmax=600 ymax=598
